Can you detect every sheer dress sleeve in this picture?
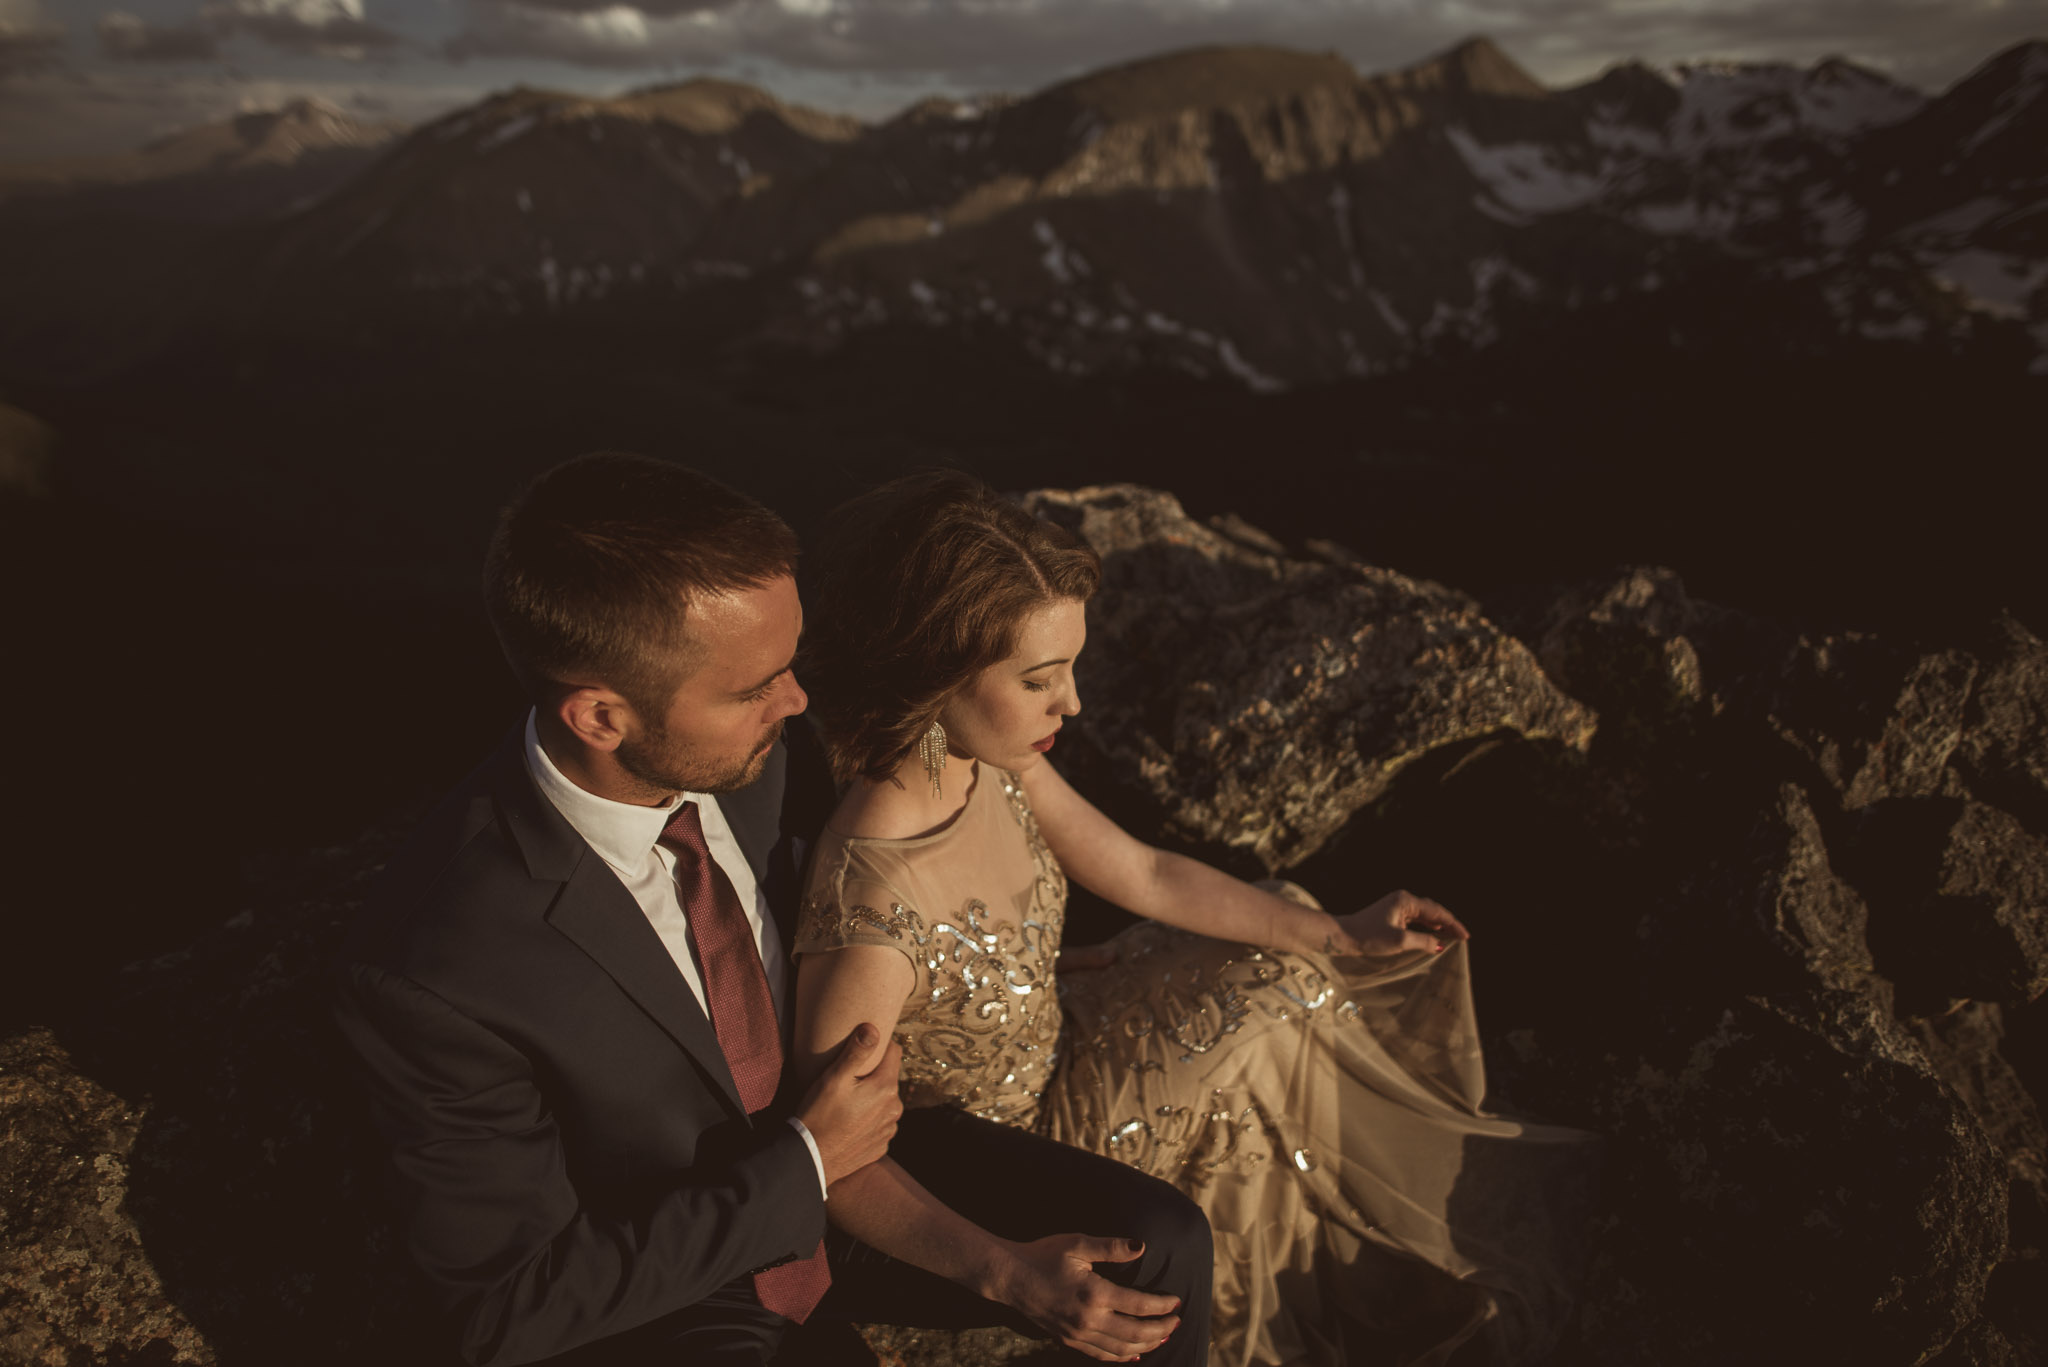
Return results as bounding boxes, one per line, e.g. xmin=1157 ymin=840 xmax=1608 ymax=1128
xmin=793 ymin=841 xmax=927 ymax=979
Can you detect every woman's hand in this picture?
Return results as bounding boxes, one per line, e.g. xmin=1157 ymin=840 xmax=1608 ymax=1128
xmin=990 ymin=1235 xmax=1181 ymax=1362
xmin=1327 ymin=889 xmax=1469 ymax=957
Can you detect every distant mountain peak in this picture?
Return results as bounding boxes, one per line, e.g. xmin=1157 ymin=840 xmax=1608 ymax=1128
xmin=1038 ymin=44 xmax=1361 ymax=122
xmin=1437 ymin=36 xmax=1549 ymax=96
xmin=1396 ymin=36 xmax=1549 ymax=99
xmin=616 ymin=77 xmax=795 ymax=132
xmin=887 ymin=93 xmax=1014 ymax=128
xmin=228 ymin=97 xmax=371 ymax=148
xmin=1954 ymin=36 xmax=2048 ymax=107
xmin=571 ymin=77 xmax=861 ymax=140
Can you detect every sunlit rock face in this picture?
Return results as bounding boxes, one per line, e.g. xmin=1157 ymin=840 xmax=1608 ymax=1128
xmin=1021 ymin=482 xmax=1595 ymax=872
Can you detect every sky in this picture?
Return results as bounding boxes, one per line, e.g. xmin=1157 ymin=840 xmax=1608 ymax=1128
xmin=2 ymin=0 xmax=2044 ymax=163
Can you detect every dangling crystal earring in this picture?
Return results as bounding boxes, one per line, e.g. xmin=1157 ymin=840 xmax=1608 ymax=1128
xmin=919 ymin=720 xmax=948 ymax=798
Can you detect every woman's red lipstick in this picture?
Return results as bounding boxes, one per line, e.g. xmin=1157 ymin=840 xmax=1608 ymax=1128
xmin=1031 ymin=733 xmax=1057 ymax=753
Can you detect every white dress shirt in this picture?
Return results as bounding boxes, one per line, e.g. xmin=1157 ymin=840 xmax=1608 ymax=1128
xmin=522 ymin=712 xmax=827 ymax=1196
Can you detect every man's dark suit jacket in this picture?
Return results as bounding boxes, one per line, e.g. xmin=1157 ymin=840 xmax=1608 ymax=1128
xmin=333 ymin=728 xmax=823 ymax=1367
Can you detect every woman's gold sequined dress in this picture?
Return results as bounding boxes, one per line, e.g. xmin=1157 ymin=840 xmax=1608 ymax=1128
xmin=795 ymin=764 xmax=1598 ymax=1367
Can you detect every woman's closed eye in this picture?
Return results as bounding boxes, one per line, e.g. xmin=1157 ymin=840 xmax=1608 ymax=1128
xmin=1023 ymin=679 xmax=1050 ymax=693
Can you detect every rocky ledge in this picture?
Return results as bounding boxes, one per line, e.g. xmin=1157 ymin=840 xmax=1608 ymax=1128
xmin=4 ymin=486 xmax=2044 ymax=1366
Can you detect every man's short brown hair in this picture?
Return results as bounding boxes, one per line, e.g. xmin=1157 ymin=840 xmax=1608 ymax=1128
xmin=483 ymin=452 xmax=799 ymax=714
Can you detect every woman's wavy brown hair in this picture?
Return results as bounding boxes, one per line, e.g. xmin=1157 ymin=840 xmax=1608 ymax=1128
xmin=803 ymin=472 xmax=1101 ymax=784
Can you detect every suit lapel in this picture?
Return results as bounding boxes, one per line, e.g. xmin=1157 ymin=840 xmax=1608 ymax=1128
xmin=490 ymin=730 xmax=747 ymax=1119
xmin=546 ymin=865 xmax=746 ymax=1118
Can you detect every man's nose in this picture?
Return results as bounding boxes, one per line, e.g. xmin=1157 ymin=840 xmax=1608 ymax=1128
xmin=779 ymin=672 xmax=809 ymax=717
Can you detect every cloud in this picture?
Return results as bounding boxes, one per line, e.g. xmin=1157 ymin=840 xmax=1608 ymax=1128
xmin=97 ymin=12 xmax=223 ymax=61
xmin=200 ymin=0 xmax=403 ymax=58
xmin=0 ymin=0 xmax=64 ymax=76
xmin=87 ymin=0 xmax=403 ymax=66
xmin=445 ymin=2 xmax=726 ymax=65
xmin=440 ymin=0 xmax=2048 ymax=95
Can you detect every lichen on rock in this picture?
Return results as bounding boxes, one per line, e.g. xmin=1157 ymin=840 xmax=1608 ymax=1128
xmin=1021 ymin=484 xmax=1596 ymax=871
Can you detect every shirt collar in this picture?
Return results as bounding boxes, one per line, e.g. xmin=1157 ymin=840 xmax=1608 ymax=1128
xmin=522 ymin=710 xmax=709 ymax=877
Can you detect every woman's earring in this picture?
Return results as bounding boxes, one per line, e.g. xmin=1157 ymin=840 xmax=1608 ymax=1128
xmin=919 ymin=720 xmax=948 ymax=798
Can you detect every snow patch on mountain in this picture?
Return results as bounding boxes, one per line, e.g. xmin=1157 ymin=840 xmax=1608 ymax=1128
xmin=477 ymin=114 xmax=539 ymax=154
xmin=1655 ymin=61 xmax=1921 ymax=152
xmin=1932 ymin=249 xmax=2048 ymax=317
xmin=1215 ymin=338 xmax=1283 ymax=393
xmin=1328 ymin=182 xmax=1363 ymax=286
xmin=1795 ymin=66 xmax=1924 ymax=138
xmin=1447 ymin=127 xmax=1605 ymax=214
xmin=1585 ymin=109 xmax=1665 ymax=155
xmin=1801 ymin=186 xmax=1866 ymax=247
xmin=1035 ymin=218 xmax=1087 ymax=285
xmin=1369 ymin=290 xmax=1408 ymax=338
xmin=1964 ymin=46 xmax=2048 ymax=154
xmin=1903 ymin=197 xmax=2014 ymax=241
xmin=1632 ymin=196 xmax=1744 ymax=238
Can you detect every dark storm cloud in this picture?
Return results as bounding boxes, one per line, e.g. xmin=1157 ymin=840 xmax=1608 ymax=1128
xmin=440 ymin=0 xmax=2048 ymax=94
xmin=97 ymin=13 xmax=223 ymax=61
xmin=91 ymin=0 xmax=401 ymax=65
xmin=0 ymin=10 xmax=64 ymax=76
xmin=443 ymin=0 xmax=1448 ymax=80
xmin=201 ymin=0 xmax=402 ymax=57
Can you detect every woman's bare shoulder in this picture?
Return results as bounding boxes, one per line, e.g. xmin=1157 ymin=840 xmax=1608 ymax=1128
xmin=827 ymin=764 xmax=984 ymax=842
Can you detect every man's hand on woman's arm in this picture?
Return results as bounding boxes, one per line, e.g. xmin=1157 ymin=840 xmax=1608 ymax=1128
xmin=792 ymin=944 xmax=1180 ymax=1362
xmin=793 ymin=1021 xmax=903 ymax=1186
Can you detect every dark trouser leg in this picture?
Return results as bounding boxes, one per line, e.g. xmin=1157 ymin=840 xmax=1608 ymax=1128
xmin=817 ymin=1106 xmax=1213 ymax=1367
xmin=531 ymin=1280 xmax=786 ymax=1367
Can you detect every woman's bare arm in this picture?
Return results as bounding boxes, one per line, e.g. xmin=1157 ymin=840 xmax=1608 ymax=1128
xmin=1020 ymin=762 xmax=1468 ymax=957
xmin=790 ymin=945 xmax=1182 ymax=1362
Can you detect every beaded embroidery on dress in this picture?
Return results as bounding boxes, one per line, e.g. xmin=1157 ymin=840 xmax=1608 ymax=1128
xmin=796 ymin=765 xmax=1597 ymax=1367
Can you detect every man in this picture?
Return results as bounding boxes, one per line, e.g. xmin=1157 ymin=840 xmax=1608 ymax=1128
xmin=333 ymin=452 xmax=1213 ymax=1366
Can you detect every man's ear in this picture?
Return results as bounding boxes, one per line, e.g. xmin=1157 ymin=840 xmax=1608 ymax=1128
xmin=556 ymin=686 xmax=634 ymax=753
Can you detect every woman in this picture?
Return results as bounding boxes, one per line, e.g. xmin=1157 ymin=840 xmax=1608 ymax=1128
xmin=791 ymin=473 xmax=1596 ymax=1367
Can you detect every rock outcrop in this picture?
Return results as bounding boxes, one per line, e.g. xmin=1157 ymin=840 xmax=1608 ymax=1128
xmin=1020 ymin=484 xmax=1596 ymax=872
xmin=3 ymin=491 xmax=2044 ymax=1366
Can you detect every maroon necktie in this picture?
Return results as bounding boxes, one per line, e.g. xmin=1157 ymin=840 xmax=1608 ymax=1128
xmin=659 ymin=801 xmax=831 ymax=1322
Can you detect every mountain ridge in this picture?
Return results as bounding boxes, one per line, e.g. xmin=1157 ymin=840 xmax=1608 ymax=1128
xmin=3 ymin=35 xmax=2044 ymax=385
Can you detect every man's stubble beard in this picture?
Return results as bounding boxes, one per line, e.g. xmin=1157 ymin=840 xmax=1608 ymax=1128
xmin=617 ymin=719 xmax=784 ymax=796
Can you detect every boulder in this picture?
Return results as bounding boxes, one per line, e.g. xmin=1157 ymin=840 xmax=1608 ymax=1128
xmin=1530 ymin=565 xmax=1984 ymax=811
xmin=1755 ymin=633 xmax=1978 ymax=811
xmin=1910 ymin=1003 xmax=2048 ymax=1254
xmin=1575 ymin=990 xmax=2007 ymax=1366
xmin=1530 ymin=565 xmax=1710 ymax=739
xmin=1856 ymin=799 xmax=2048 ymax=1008
xmin=1019 ymin=484 xmax=1596 ymax=872
xmin=1727 ymin=781 xmax=1882 ymax=997
xmin=0 ymin=1028 xmax=208 ymax=1366
xmin=0 ymin=832 xmax=436 ymax=1367
xmin=1953 ymin=614 xmax=2048 ymax=831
